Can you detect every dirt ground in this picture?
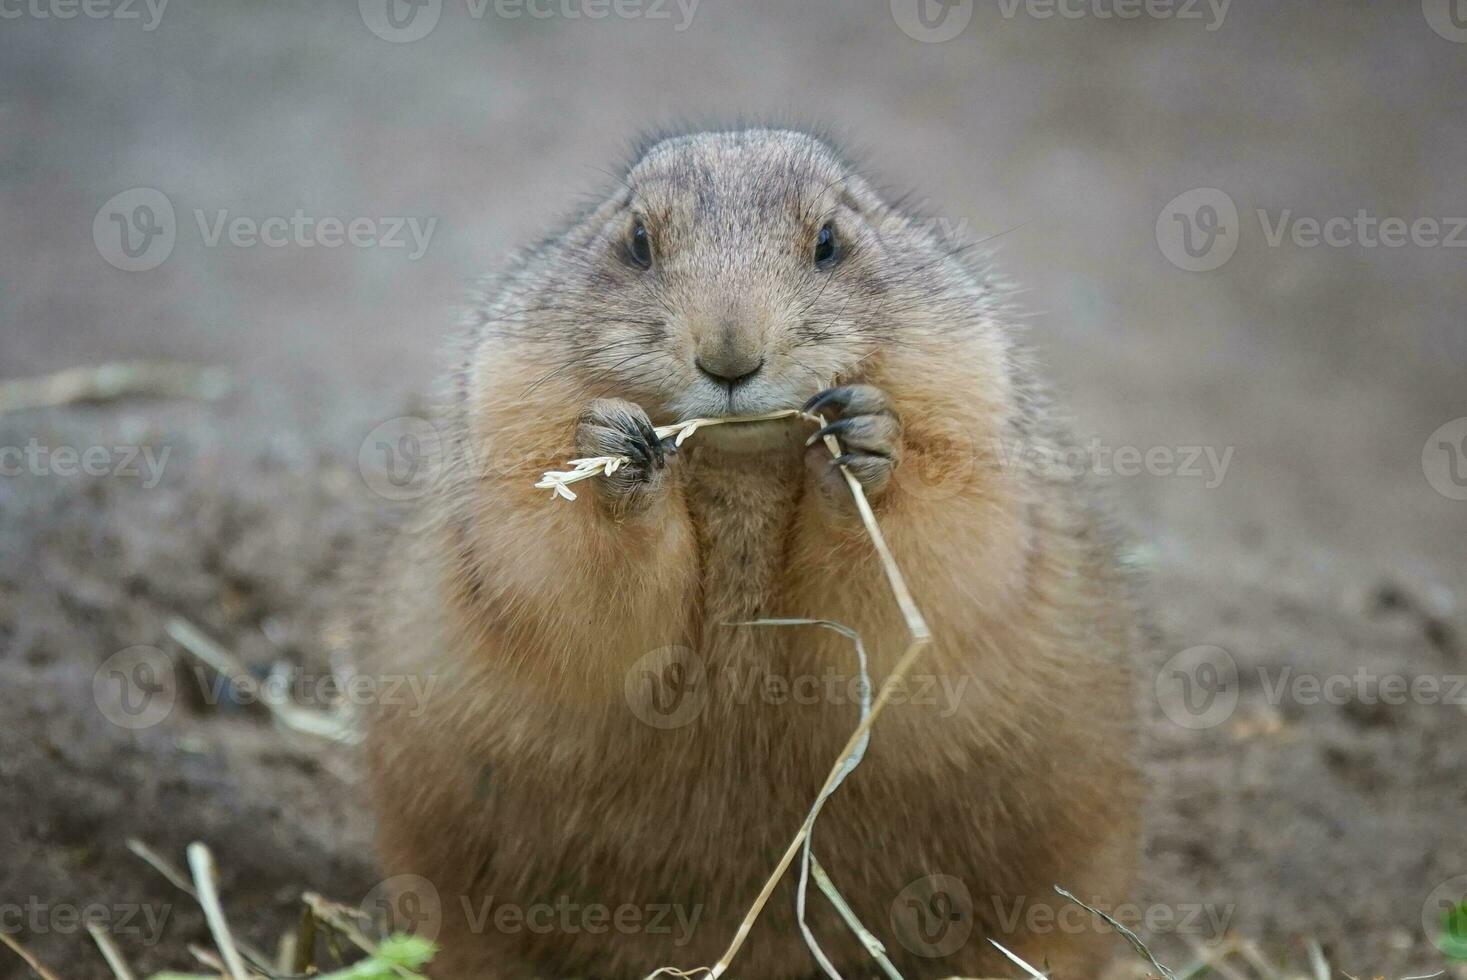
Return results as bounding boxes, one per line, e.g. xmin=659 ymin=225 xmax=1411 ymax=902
xmin=2 ymin=2 xmax=1466 ymax=978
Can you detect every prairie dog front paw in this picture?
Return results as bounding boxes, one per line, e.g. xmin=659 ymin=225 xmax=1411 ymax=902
xmin=575 ymin=398 xmax=675 ymax=514
xmin=803 ymin=385 xmax=901 ymax=509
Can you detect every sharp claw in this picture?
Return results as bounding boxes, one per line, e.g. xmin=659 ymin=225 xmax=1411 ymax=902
xmin=633 ymin=416 xmax=665 ymax=468
xmin=803 ymin=386 xmax=851 ymax=416
xmin=624 ymin=434 xmax=651 ymax=469
xmin=805 ymin=417 xmax=856 ymax=447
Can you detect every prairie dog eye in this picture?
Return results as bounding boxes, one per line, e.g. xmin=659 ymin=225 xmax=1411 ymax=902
xmin=814 ymin=222 xmax=839 ymax=268
xmin=628 ymin=220 xmax=652 ymax=269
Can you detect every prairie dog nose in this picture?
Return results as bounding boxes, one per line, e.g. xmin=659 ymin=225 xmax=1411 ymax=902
xmin=695 ymin=344 xmax=764 ymax=388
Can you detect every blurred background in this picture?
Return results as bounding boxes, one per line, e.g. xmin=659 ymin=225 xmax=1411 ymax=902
xmin=2 ymin=1 xmax=1465 ymax=977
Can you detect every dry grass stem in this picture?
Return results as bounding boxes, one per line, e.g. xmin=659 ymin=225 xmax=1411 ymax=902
xmin=1186 ymin=938 xmax=1250 ymax=980
xmin=0 ymin=933 xmax=63 ymax=980
xmin=187 ymin=842 xmax=252 ymax=980
xmin=728 ymin=618 xmax=885 ymax=979
xmin=87 ymin=923 xmax=138 ymax=980
xmin=126 ymin=839 xmax=277 ymax=973
xmin=535 ymin=409 xmax=819 ymax=499
xmin=165 ymin=616 xmax=360 ymax=745
xmin=0 ymin=361 xmax=231 ymax=415
xmin=127 ymin=838 xmax=198 ymax=894
xmin=539 ymin=411 xmax=933 ymax=980
xmin=1304 ymin=939 xmax=1330 ymax=980
xmin=302 ymin=893 xmax=424 ymax=980
xmin=1055 ymin=886 xmax=1177 ymax=980
xmin=810 ymin=857 xmax=904 ymax=980
xmin=988 ymin=939 xmax=1049 ymax=979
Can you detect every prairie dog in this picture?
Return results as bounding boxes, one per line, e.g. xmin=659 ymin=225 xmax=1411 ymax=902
xmin=363 ymin=129 xmax=1139 ymax=979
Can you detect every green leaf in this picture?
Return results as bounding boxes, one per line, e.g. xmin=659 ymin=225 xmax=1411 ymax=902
xmin=310 ymin=934 xmax=439 ymax=979
xmin=1438 ymin=899 xmax=1467 ymax=961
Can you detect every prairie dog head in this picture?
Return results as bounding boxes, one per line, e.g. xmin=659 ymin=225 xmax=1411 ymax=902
xmin=494 ymin=129 xmax=978 ymax=422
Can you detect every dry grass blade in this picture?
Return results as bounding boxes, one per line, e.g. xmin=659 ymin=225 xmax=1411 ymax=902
xmin=126 ymin=838 xmax=277 ymax=973
xmin=988 ymin=939 xmax=1049 ymax=979
xmin=188 ymin=943 xmax=229 ymax=973
xmin=0 ymin=361 xmax=231 ymax=414
xmin=1238 ymin=938 xmax=1286 ymax=979
xmin=87 ymin=923 xmax=139 ymax=980
xmin=686 ymin=447 xmax=931 ymax=979
xmin=291 ymin=903 xmax=319 ymax=975
xmin=810 ymin=857 xmax=903 ymax=980
xmin=187 ymin=842 xmax=251 ymax=980
xmin=302 ymin=893 xmax=380 ymax=958
xmin=538 ymin=410 xmax=933 ymax=980
xmin=1185 ymin=937 xmax=1249 ymax=980
xmin=728 ymin=618 xmax=889 ymax=980
xmin=302 ymin=893 xmax=422 ymax=980
xmin=1054 ymin=886 xmax=1176 ymax=980
xmin=127 ymin=837 xmax=198 ymax=893
xmin=0 ymin=933 xmax=63 ymax=980
xmin=535 ymin=409 xmax=816 ymax=499
xmin=1306 ymin=943 xmax=1332 ymax=980
xmin=165 ymin=616 xmax=360 ymax=744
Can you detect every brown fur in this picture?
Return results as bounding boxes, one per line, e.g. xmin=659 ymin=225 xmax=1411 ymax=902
xmin=362 ymin=129 xmax=1140 ymax=979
